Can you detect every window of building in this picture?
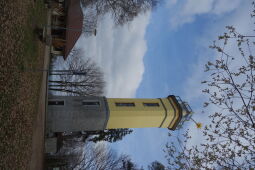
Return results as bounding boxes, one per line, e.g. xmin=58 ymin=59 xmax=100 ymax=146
xmin=82 ymin=101 xmax=100 ymax=106
xmin=143 ymin=103 xmax=160 ymax=107
xmin=48 ymin=101 xmax=64 ymax=105
xmin=115 ymin=103 xmax=135 ymax=107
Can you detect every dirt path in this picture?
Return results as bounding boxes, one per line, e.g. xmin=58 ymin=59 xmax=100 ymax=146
xmin=29 ymin=9 xmax=51 ymax=170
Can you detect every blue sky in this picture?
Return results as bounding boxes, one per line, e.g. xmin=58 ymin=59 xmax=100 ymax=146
xmin=77 ymin=0 xmax=254 ymax=168
xmin=108 ymin=2 xmax=253 ymax=167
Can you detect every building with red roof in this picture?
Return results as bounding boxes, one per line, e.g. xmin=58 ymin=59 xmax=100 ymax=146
xmin=51 ymin=0 xmax=83 ymax=60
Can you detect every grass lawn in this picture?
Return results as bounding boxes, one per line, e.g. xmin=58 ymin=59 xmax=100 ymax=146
xmin=0 ymin=0 xmax=47 ymax=169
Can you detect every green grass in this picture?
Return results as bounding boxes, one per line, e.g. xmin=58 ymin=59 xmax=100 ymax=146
xmin=0 ymin=0 xmax=47 ymax=169
xmin=22 ymin=0 xmax=46 ymax=68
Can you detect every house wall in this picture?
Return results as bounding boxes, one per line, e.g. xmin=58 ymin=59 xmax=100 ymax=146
xmin=51 ymin=0 xmax=67 ymax=56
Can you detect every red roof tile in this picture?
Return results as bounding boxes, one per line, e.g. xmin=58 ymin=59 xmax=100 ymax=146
xmin=64 ymin=0 xmax=83 ymax=59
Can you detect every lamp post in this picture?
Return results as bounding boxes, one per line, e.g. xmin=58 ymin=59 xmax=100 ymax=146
xmin=50 ymin=25 xmax=97 ymax=36
xmin=49 ymin=69 xmax=88 ymax=76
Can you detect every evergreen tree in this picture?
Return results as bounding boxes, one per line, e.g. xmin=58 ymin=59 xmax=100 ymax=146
xmin=88 ymin=128 xmax=133 ymax=143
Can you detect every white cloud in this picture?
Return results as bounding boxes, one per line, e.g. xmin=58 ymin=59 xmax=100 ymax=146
xmin=184 ymin=0 xmax=253 ymax=103
xmin=183 ymin=0 xmax=214 ymax=15
xmin=182 ymin=0 xmax=254 ymax=148
xmin=167 ymin=0 xmax=242 ymax=29
xmin=77 ymin=12 xmax=151 ymax=98
xmin=166 ymin=0 xmax=177 ymax=7
xmin=212 ymin=0 xmax=241 ymax=15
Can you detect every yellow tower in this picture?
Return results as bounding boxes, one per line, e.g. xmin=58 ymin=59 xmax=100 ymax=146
xmin=106 ymin=95 xmax=191 ymax=130
xmin=46 ymin=95 xmax=192 ymax=153
xmin=47 ymin=95 xmax=192 ymax=133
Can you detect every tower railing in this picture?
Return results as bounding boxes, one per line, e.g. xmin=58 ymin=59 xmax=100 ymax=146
xmin=175 ymin=96 xmax=193 ymax=129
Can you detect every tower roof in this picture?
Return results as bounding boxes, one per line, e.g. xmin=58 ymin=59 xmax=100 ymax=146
xmin=169 ymin=95 xmax=193 ymax=130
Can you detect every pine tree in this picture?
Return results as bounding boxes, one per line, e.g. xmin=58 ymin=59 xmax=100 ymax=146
xmin=89 ymin=128 xmax=133 ymax=143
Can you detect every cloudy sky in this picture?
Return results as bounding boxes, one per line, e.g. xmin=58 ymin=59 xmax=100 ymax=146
xmin=76 ymin=0 xmax=254 ymax=168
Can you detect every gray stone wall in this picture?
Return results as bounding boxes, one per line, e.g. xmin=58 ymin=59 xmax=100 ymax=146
xmin=46 ymin=96 xmax=109 ymax=134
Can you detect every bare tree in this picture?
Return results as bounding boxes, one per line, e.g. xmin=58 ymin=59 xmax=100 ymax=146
xmin=46 ymin=139 xmax=126 ymax=170
xmin=81 ymin=0 xmax=158 ymax=26
xmin=71 ymin=142 xmax=129 ymax=170
xmin=148 ymin=161 xmax=165 ymax=170
xmin=121 ymin=157 xmax=141 ymax=170
xmin=82 ymin=8 xmax=98 ymax=36
xmin=165 ymin=3 xmax=255 ymax=169
xmin=49 ymin=49 xmax=105 ymax=96
xmin=45 ymin=136 xmax=85 ymax=169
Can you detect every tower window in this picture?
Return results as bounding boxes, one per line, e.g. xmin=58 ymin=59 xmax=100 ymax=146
xmin=82 ymin=101 xmax=100 ymax=106
xmin=115 ymin=103 xmax=135 ymax=107
xmin=48 ymin=101 xmax=64 ymax=105
xmin=143 ymin=103 xmax=159 ymax=107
